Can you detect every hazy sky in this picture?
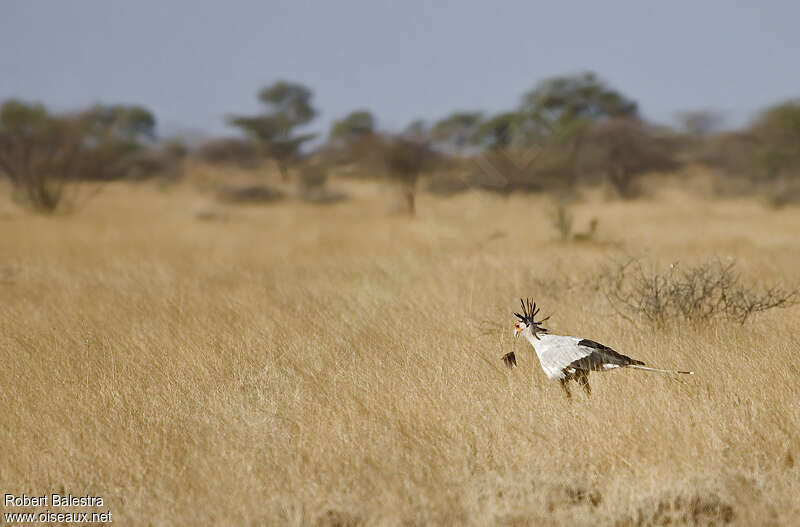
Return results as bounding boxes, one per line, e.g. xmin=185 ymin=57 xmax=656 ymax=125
xmin=2 ymin=1 xmax=798 ymax=139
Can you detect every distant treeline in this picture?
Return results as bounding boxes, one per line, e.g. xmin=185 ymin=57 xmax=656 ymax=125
xmin=1 ymin=71 xmax=799 ymax=212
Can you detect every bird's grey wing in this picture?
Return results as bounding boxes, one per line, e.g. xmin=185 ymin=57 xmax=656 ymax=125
xmin=569 ymin=339 xmax=645 ymax=371
xmin=537 ymin=336 xmax=595 ymax=378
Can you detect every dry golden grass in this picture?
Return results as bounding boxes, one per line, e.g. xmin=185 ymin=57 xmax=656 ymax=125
xmin=1 ymin=178 xmax=799 ymax=526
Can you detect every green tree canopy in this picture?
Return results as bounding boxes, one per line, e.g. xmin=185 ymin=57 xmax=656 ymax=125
xmin=752 ymin=100 xmax=800 ymax=179
xmin=472 ymin=112 xmax=524 ymax=149
xmin=377 ymin=132 xmax=437 ymax=215
xmin=432 ymin=111 xmax=482 ymax=150
xmin=677 ymin=109 xmax=724 ymax=137
xmin=581 ymin=118 xmax=677 ymax=197
xmin=402 ymin=119 xmax=430 ymax=142
xmin=83 ymin=104 xmax=156 ymax=144
xmin=0 ymin=99 xmax=51 ymax=136
xmin=228 ymin=80 xmax=317 ymax=178
xmin=520 ymin=72 xmax=638 ymax=139
xmin=257 ymin=81 xmax=315 ymax=125
xmin=0 ymin=99 xmax=153 ymax=211
xmin=329 ymin=110 xmax=375 ymax=142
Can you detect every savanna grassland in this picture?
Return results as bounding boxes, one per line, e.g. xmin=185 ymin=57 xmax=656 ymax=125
xmin=1 ymin=175 xmax=799 ymax=526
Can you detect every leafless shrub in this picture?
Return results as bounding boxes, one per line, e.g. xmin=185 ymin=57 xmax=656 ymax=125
xmin=546 ymin=483 xmax=602 ymax=511
xmin=619 ymin=491 xmax=735 ymax=526
xmin=468 ymin=150 xmax=545 ymax=194
xmin=762 ymin=176 xmax=800 ymax=208
xmin=375 ymin=135 xmax=438 ymax=215
xmin=580 ymin=119 xmax=680 ymax=198
xmin=216 ymin=184 xmax=285 ymax=204
xmin=142 ymin=138 xmax=187 ymax=182
xmin=549 ymin=203 xmax=598 ymax=242
xmin=425 ymin=170 xmax=471 ymax=196
xmin=314 ymin=509 xmax=363 ymax=527
xmin=551 ymin=204 xmax=574 ymax=241
xmin=572 ymin=219 xmax=598 ymax=242
xmin=0 ymin=100 xmax=162 ymax=212
xmin=295 ymin=162 xmax=348 ymax=204
xmin=696 ymin=131 xmax=760 ymax=181
xmin=196 ymin=137 xmax=261 ymax=168
xmin=298 ymin=163 xmax=327 ymax=191
xmin=0 ymin=263 xmax=21 ymax=283
xmin=601 ymin=259 xmax=798 ymax=325
xmin=677 ymin=109 xmax=726 ymax=138
xmin=322 ymin=133 xmax=437 ymax=213
xmin=193 ymin=207 xmax=230 ymax=222
xmin=0 ymin=115 xmax=112 ymax=212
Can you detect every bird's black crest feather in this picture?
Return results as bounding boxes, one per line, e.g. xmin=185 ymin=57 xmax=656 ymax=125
xmin=515 ymin=298 xmax=550 ymax=334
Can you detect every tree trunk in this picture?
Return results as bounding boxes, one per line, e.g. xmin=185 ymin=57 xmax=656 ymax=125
xmin=277 ymin=162 xmax=289 ymax=182
xmin=404 ymin=178 xmax=417 ymax=216
xmin=609 ymin=166 xmax=630 ymax=198
xmin=406 ymin=189 xmax=415 ymax=216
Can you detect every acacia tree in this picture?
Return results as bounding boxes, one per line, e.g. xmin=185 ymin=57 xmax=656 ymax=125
xmin=432 ymin=111 xmax=482 ymax=152
xmin=329 ymin=109 xmax=375 ymax=144
xmin=83 ymin=104 xmax=156 ymax=144
xmin=380 ymin=135 xmax=436 ymax=215
xmin=581 ymin=118 xmax=678 ymax=198
xmin=520 ymin=72 xmax=638 ymax=134
xmin=518 ymin=72 xmax=640 ymax=189
xmin=0 ymin=100 xmax=68 ymax=210
xmin=352 ymin=122 xmax=437 ymax=215
xmin=752 ymin=100 xmax=800 ymax=180
xmin=402 ymin=119 xmax=430 ymax=143
xmin=228 ymin=81 xmax=317 ymax=180
xmin=471 ymin=112 xmax=524 ymax=150
xmin=81 ymin=103 xmax=158 ymax=180
xmin=677 ymin=109 xmax=724 ymax=138
xmin=0 ymin=100 xmax=158 ymax=212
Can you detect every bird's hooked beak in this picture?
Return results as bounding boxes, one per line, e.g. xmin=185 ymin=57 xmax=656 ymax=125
xmin=514 ymin=323 xmax=522 ymax=338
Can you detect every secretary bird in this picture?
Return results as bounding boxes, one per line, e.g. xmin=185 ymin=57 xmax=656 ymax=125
xmin=502 ymin=299 xmax=693 ymax=398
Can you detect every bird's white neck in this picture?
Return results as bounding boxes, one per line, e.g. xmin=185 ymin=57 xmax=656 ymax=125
xmin=523 ymin=328 xmax=547 ymax=359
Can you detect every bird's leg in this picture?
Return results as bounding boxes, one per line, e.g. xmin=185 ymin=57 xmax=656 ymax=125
xmin=559 ymin=378 xmax=572 ymax=399
xmin=576 ymin=371 xmax=591 ymax=397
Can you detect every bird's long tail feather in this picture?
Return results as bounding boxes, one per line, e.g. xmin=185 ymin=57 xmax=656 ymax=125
xmin=626 ymin=364 xmax=694 ymax=375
